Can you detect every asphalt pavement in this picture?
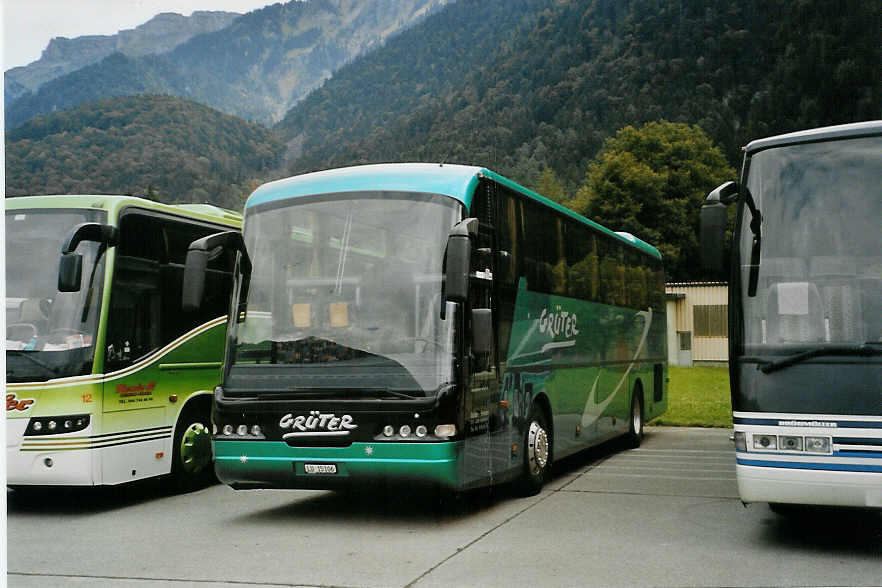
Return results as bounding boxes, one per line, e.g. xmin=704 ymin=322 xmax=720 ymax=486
xmin=6 ymin=427 xmax=881 ymax=587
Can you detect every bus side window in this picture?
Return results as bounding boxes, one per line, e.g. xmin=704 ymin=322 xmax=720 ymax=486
xmin=106 ymin=212 xmax=234 ymax=370
xmin=106 ymin=254 xmax=161 ymax=369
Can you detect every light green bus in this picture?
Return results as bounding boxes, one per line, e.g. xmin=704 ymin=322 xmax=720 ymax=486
xmin=6 ymin=195 xmax=241 ymax=488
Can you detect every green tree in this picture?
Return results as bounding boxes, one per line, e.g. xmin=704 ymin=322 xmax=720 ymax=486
xmin=573 ymin=121 xmax=734 ymax=282
xmin=533 ymin=167 xmax=568 ymax=205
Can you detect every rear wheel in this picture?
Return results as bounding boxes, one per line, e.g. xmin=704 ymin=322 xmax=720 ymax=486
xmin=516 ymin=405 xmax=551 ymax=496
xmin=624 ymin=391 xmax=643 ymax=448
xmin=171 ymin=405 xmax=215 ymax=491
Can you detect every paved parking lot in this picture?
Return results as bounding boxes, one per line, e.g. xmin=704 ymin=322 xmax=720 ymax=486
xmin=7 ymin=427 xmax=881 ymax=587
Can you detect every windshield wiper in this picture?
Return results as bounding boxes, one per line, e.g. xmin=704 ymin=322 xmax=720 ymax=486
xmin=758 ymin=343 xmax=882 ymax=374
xmin=333 ymin=387 xmax=420 ymax=400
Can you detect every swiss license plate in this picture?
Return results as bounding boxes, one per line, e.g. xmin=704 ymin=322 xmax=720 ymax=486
xmin=304 ymin=463 xmax=337 ymax=475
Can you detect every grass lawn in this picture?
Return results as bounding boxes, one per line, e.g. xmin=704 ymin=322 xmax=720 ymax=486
xmin=650 ymin=365 xmax=732 ymax=428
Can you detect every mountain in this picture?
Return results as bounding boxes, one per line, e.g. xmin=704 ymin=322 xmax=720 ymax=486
xmin=5 ymin=0 xmax=451 ymax=128
xmin=6 ymin=0 xmax=877 ymax=212
xmin=276 ymin=0 xmax=880 ymax=189
xmin=5 ymin=95 xmax=283 ymax=209
xmin=4 ymin=11 xmax=240 ymax=105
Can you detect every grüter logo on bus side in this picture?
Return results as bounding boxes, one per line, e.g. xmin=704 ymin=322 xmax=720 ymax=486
xmin=538 ymin=305 xmax=580 ymax=339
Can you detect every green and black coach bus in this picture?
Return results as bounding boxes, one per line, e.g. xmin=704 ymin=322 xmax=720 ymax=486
xmin=184 ymin=163 xmax=667 ymax=494
xmin=6 ymin=195 xmax=240 ymax=488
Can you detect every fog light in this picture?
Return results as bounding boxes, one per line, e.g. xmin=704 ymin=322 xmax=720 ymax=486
xmin=733 ymin=431 xmax=747 ymax=451
xmin=251 ymin=425 xmax=262 ymax=436
xmin=223 ymin=424 xmax=234 ymax=436
xmin=779 ymin=436 xmax=803 ymax=451
xmin=237 ymin=424 xmax=248 ymax=436
xmin=399 ymin=425 xmax=411 ymax=437
xmin=383 ymin=425 xmax=394 ymax=437
xmin=44 ymin=457 xmax=53 ymax=468
xmin=753 ymin=434 xmax=777 ymax=450
xmin=434 ymin=424 xmax=456 ymax=438
xmin=805 ymin=436 xmax=831 ymax=453
xmin=416 ymin=425 xmax=427 ymax=438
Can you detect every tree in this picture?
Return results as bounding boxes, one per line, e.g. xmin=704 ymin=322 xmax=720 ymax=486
xmin=573 ymin=121 xmax=735 ymax=282
xmin=533 ymin=167 xmax=568 ymax=205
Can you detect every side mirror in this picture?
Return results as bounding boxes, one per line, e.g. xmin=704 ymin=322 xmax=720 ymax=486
xmin=444 ymin=218 xmax=478 ymax=304
xmin=471 ymin=308 xmax=493 ymax=355
xmin=57 ymin=222 xmax=119 ymax=292
xmin=182 ymin=231 xmax=251 ymax=314
xmin=182 ymin=248 xmax=210 ymax=312
xmin=58 ymin=253 xmax=84 ymax=292
xmin=700 ymin=182 xmax=737 ymax=274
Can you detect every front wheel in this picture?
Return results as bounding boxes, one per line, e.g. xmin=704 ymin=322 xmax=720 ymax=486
xmin=171 ymin=406 xmax=216 ymax=491
xmin=516 ymin=405 xmax=551 ymax=496
xmin=624 ymin=391 xmax=643 ymax=449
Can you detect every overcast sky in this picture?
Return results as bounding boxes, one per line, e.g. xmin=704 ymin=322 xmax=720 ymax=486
xmin=2 ymin=0 xmax=275 ymax=70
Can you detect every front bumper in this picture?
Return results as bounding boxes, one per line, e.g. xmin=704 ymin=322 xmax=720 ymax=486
xmin=214 ymin=439 xmax=463 ymax=490
xmin=6 ymin=418 xmax=95 ymax=485
xmin=736 ymin=462 xmax=882 ymax=508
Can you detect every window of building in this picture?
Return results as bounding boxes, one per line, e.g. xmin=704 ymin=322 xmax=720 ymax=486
xmin=693 ymin=304 xmax=728 ymax=337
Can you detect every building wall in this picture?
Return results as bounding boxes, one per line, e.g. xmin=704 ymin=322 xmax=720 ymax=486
xmin=665 ymin=283 xmax=728 ymax=364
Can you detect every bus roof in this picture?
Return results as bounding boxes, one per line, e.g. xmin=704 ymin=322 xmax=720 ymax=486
xmin=5 ymin=195 xmax=242 ymax=227
xmin=246 ymin=163 xmax=661 ymax=259
xmin=745 ymin=120 xmax=882 ymax=155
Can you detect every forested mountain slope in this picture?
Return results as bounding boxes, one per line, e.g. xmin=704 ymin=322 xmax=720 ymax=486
xmin=5 ymin=95 xmax=283 ymax=208
xmin=277 ymin=0 xmax=880 ymax=188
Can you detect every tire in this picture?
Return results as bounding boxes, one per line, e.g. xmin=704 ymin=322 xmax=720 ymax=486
xmin=624 ymin=390 xmax=643 ymax=449
xmin=516 ymin=404 xmax=551 ymax=496
xmin=171 ymin=404 xmax=216 ymax=491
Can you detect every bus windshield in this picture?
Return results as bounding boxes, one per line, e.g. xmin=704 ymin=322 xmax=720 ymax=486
xmin=5 ymin=208 xmax=107 ymax=382
xmin=229 ymin=192 xmax=462 ymax=397
xmin=739 ymin=136 xmax=882 ymax=355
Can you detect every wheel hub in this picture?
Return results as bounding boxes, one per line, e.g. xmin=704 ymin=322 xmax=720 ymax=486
xmin=180 ymin=422 xmax=211 ymax=474
xmin=527 ymin=421 xmax=549 ymax=475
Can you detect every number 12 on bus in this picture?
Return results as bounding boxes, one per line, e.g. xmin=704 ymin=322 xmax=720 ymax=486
xmin=184 ymin=164 xmax=667 ymax=494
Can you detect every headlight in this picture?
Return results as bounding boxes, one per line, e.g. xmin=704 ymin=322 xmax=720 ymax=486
xmin=753 ymin=434 xmax=777 ymax=450
xmin=25 ymin=414 xmax=90 ymax=436
xmin=434 ymin=424 xmax=456 ymax=438
xmin=779 ymin=436 xmax=803 ymax=451
xmin=805 ymin=436 xmax=831 ymax=453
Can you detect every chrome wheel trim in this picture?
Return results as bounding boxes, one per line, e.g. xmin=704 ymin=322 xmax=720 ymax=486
xmin=527 ymin=420 xmax=549 ymax=476
xmin=632 ymin=396 xmax=642 ymax=435
xmin=180 ymin=422 xmax=211 ymax=474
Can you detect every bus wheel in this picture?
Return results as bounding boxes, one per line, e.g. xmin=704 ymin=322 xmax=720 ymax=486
xmin=517 ymin=405 xmax=551 ymax=496
xmin=624 ymin=391 xmax=644 ymax=449
xmin=172 ymin=406 xmax=215 ymax=490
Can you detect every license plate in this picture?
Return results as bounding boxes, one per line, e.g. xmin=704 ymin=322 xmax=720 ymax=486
xmin=304 ymin=463 xmax=337 ymax=475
